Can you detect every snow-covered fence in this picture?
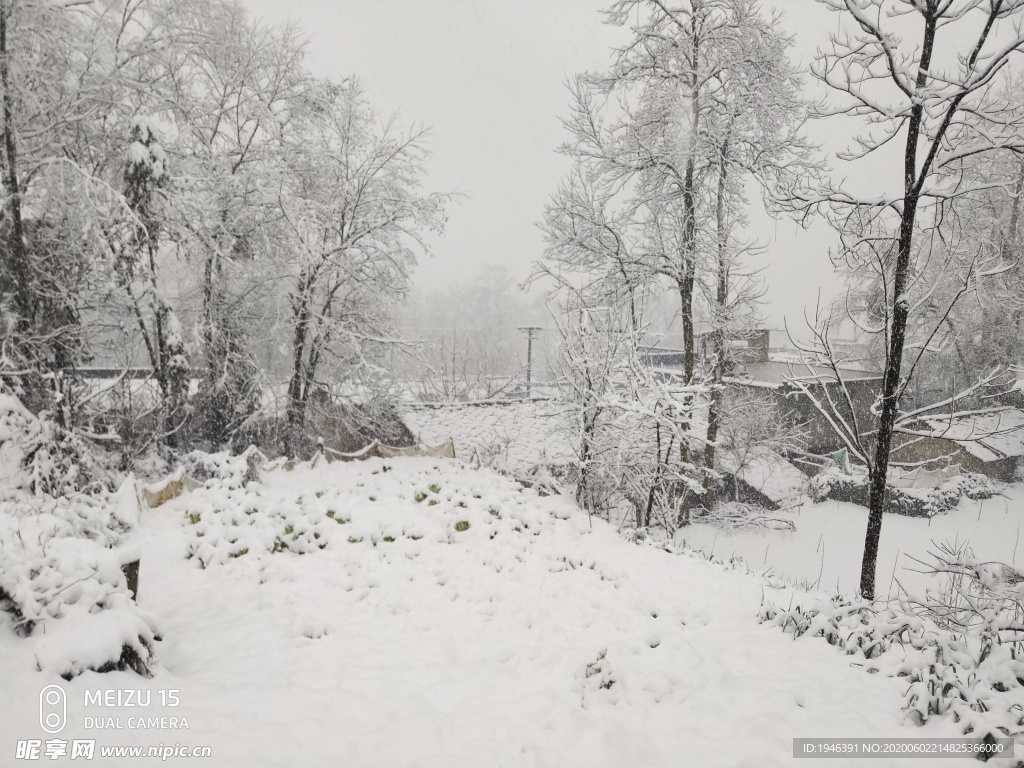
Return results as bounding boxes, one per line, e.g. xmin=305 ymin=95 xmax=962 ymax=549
xmin=142 ymin=468 xmax=204 ymax=508
xmin=323 ymin=439 xmax=455 ymax=462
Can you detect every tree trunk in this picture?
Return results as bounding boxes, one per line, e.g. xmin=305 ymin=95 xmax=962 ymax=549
xmin=703 ymin=144 xmax=729 ymax=510
xmin=675 ymin=12 xmax=702 ymax=526
xmin=1000 ymin=161 xmax=1024 ymax=265
xmin=676 ymin=158 xmax=696 ymax=523
xmin=285 ymin=274 xmax=315 ymax=457
xmin=644 ymin=421 xmax=661 ymax=528
xmin=576 ymin=407 xmax=597 ymax=514
xmin=0 ymin=7 xmax=32 ymax=350
xmin=860 ymin=14 xmax=936 ymax=601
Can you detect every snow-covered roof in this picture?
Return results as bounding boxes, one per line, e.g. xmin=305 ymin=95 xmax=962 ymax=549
xmin=725 ymin=361 xmax=882 ymax=389
xmin=718 ymin=449 xmax=807 ymax=504
xmin=919 ymin=407 xmax=1024 ymax=463
xmin=401 ymin=400 xmax=574 ymax=473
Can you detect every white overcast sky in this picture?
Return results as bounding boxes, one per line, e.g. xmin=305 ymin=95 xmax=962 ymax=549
xmin=241 ymin=0 xmax=848 ymax=330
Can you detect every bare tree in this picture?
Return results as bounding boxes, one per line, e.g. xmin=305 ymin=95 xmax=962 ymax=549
xmin=0 ymin=0 xmax=150 ymax=403
xmin=788 ymin=0 xmax=1024 ymax=599
xmin=548 ymin=292 xmax=704 ymax=526
xmin=150 ymin=0 xmax=309 ymax=445
xmin=539 ymin=0 xmax=813 ymax=512
xmin=278 ymin=79 xmax=449 ymax=455
xmin=698 ymin=6 xmax=813 ymax=506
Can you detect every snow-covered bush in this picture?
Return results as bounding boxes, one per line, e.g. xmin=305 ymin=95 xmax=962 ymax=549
xmin=760 ymin=547 xmax=1024 ymax=748
xmin=809 ymin=467 xmax=996 ymax=517
xmin=0 ymin=393 xmax=108 ymax=497
xmin=0 ymin=476 xmax=160 ymax=678
xmin=923 ymin=473 xmax=998 ymax=509
xmin=547 ymin=299 xmax=705 ymax=531
xmin=759 ymin=597 xmax=913 ymax=660
xmin=181 ymin=446 xmax=265 ymax=488
xmin=0 ymin=392 xmax=158 ymax=678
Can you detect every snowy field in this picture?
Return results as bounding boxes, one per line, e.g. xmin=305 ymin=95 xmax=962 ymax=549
xmin=403 ymin=401 xmax=573 ymax=474
xmin=677 ymin=487 xmax=1024 ymax=599
xmin=0 ymin=457 xmax=993 ymax=767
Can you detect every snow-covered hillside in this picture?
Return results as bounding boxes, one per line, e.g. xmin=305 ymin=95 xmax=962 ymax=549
xmin=0 ymin=457 xmax=988 ymax=767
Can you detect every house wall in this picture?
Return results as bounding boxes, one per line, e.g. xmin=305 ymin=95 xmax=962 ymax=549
xmin=772 ymin=379 xmax=879 ymax=455
xmin=722 ymin=378 xmax=877 ymax=455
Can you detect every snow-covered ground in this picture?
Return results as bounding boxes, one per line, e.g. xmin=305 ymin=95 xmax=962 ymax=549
xmin=677 ymin=487 xmax=1024 ymax=599
xmin=0 ymin=457 xmax=1002 ymax=766
xmin=403 ymin=401 xmax=573 ymax=473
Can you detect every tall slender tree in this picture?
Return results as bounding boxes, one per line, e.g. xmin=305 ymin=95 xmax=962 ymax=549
xmin=791 ymin=0 xmax=1024 ymax=599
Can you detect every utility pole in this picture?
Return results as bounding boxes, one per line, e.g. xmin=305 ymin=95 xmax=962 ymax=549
xmin=518 ymin=326 xmax=541 ymax=399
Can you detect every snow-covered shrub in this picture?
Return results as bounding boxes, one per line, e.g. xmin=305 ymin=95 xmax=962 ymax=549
xmin=181 ymin=446 xmax=265 ymax=488
xmin=546 ymin=298 xmax=706 ymax=531
xmin=576 ymin=649 xmax=617 ymax=701
xmin=928 ymin=473 xmax=997 ymax=506
xmin=809 ymin=467 xmax=996 ymax=517
xmin=759 ymin=597 xmax=916 ymax=660
xmin=760 ymin=549 xmax=1024 ymax=748
xmin=0 ymin=476 xmax=160 ymax=678
xmin=0 ymin=393 xmax=108 ymax=497
xmin=807 ymin=466 xmax=861 ymax=502
xmin=0 ymin=392 xmax=158 ymax=677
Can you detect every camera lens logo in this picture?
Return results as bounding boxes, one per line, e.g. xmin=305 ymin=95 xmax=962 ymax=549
xmin=39 ymin=685 xmax=66 ymax=734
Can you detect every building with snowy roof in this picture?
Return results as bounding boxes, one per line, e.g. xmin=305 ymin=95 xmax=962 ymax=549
xmin=642 ymin=327 xmax=883 ymax=456
xmin=721 ymin=361 xmax=883 ymax=455
xmin=893 ymin=407 xmax=1024 ymax=482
